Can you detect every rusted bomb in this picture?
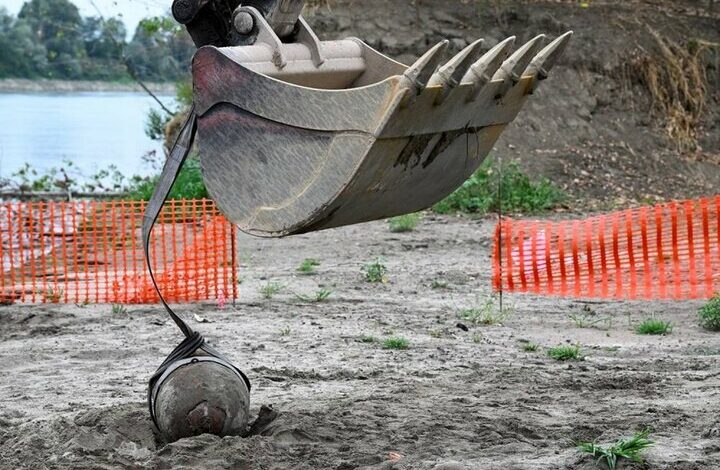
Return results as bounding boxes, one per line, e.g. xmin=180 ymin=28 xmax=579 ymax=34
xmin=150 ymin=355 xmax=251 ymax=442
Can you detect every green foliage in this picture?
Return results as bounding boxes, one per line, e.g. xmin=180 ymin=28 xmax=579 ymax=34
xmin=522 ymin=342 xmax=539 ymax=352
xmin=388 ymin=213 xmax=420 ymax=233
xmin=145 ymin=108 xmax=171 ymax=142
xmin=295 ymin=288 xmax=332 ymax=303
xmin=362 ymin=258 xmax=388 ymax=283
xmin=43 ymin=287 xmax=63 ymax=303
xmin=635 ymin=318 xmax=673 ymax=335
xmin=175 ymin=79 xmax=194 ymax=107
xmin=457 ymin=295 xmax=512 ymax=326
xmin=547 ymin=344 xmax=582 ymax=361
xmin=359 ymin=335 xmax=376 ymax=343
xmin=699 ymin=294 xmax=720 ymax=331
xmin=0 ymin=3 xmax=193 ymax=81
xmin=297 ymin=258 xmax=320 ymax=274
xmin=126 ymin=15 xmax=194 ymax=82
xmin=111 ymin=303 xmax=127 ymax=315
xmin=7 ymin=159 xmax=129 ymax=193
xmin=127 ymin=157 xmax=208 ymax=200
xmin=577 ymin=429 xmax=654 ymax=470
xmin=433 ymin=160 xmax=563 ymax=215
xmin=431 ymin=279 xmax=449 ymax=289
xmin=569 ymin=305 xmax=613 ymax=330
xmin=382 ymin=337 xmax=410 ymax=350
xmin=259 ymin=282 xmax=283 ymax=299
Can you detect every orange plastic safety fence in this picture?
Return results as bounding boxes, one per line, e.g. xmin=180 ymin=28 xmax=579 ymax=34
xmin=493 ymin=196 xmax=720 ymax=300
xmin=0 ymin=199 xmax=237 ymax=304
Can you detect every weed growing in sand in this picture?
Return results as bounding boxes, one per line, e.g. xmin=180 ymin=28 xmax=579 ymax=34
xmin=382 ymin=337 xmax=409 ymax=350
xmin=388 ymin=213 xmax=420 ymax=233
xmin=523 ymin=342 xmax=539 ymax=352
xmin=359 ymin=335 xmax=376 ymax=343
xmin=635 ymin=318 xmax=673 ymax=335
xmin=362 ymin=258 xmax=388 ymax=283
xmin=577 ymin=428 xmax=654 ymax=470
xmin=457 ymin=295 xmax=512 ymax=326
xmin=295 ymin=289 xmax=332 ymax=303
xmin=569 ymin=305 xmax=612 ymax=330
xmin=699 ymin=294 xmax=720 ymax=331
xmin=259 ymin=282 xmax=283 ymax=299
xmin=431 ymin=279 xmax=450 ymax=289
xmin=547 ymin=344 xmax=581 ymax=361
xmin=429 ymin=329 xmax=443 ymax=338
xmin=43 ymin=288 xmax=63 ymax=303
xmin=279 ymin=326 xmax=291 ymax=336
xmin=111 ymin=303 xmax=127 ymax=315
xmin=297 ymin=258 xmax=320 ymax=274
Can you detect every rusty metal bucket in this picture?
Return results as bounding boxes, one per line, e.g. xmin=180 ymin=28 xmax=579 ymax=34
xmin=193 ymin=6 xmax=571 ymax=237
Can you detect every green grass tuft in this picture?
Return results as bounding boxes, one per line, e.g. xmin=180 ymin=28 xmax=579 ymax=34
xmin=362 ymin=258 xmax=388 ymax=283
xmin=523 ymin=342 xmax=539 ymax=352
xmin=433 ymin=160 xmax=563 ymax=215
xmin=382 ymin=337 xmax=409 ymax=350
xmin=295 ymin=288 xmax=332 ymax=303
xmin=635 ymin=318 xmax=673 ymax=335
xmin=359 ymin=335 xmax=376 ymax=343
xmin=547 ymin=344 xmax=581 ymax=361
xmin=43 ymin=288 xmax=63 ymax=303
xmin=259 ymin=281 xmax=283 ymax=299
xmin=111 ymin=303 xmax=127 ymax=315
xmin=699 ymin=294 xmax=720 ymax=331
xmin=457 ymin=295 xmax=512 ymax=326
xmin=568 ymin=305 xmax=612 ymax=330
xmin=577 ymin=428 xmax=654 ymax=470
xmin=297 ymin=258 xmax=320 ymax=274
xmin=388 ymin=213 xmax=421 ymax=233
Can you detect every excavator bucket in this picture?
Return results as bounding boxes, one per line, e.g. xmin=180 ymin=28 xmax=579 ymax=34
xmin=191 ymin=5 xmax=572 ymax=237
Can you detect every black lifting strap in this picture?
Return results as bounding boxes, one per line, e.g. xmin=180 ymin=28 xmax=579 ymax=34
xmin=142 ymin=105 xmax=250 ymax=424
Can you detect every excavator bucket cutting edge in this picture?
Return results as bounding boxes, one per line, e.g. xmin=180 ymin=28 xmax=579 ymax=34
xmin=192 ymin=5 xmax=572 ymax=237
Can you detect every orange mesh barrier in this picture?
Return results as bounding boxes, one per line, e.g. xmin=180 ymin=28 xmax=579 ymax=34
xmin=493 ymin=196 xmax=720 ymax=300
xmin=0 ymin=199 xmax=237 ymax=304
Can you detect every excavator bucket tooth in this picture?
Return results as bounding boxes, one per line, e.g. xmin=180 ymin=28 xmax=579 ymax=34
xmin=192 ymin=7 xmax=571 ymax=236
xmin=462 ymin=36 xmax=515 ymax=101
xmin=401 ymin=40 xmax=450 ymax=103
xmin=492 ymin=34 xmax=545 ymax=97
xmin=524 ymin=31 xmax=574 ymax=91
xmin=428 ymin=38 xmax=485 ymax=104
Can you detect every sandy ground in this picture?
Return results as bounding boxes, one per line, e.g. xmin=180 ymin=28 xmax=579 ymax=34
xmin=1 ymin=215 xmax=719 ymax=469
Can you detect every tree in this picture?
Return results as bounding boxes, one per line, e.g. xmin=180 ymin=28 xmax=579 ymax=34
xmin=0 ymin=8 xmax=47 ymax=78
xmin=18 ymin=0 xmax=87 ymax=78
xmin=126 ymin=16 xmax=195 ymax=81
xmin=81 ymin=16 xmax=127 ymax=79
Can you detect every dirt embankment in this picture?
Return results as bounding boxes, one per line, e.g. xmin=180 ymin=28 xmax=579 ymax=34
xmin=306 ymin=0 xmax=720 ymax=210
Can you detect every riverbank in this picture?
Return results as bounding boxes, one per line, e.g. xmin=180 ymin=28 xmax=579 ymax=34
xmin=0 ymin=78 xmax=176 ymax=94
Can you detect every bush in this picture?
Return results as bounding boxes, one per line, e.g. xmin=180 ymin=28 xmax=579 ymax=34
xmin=635 ymin=318 xmax=672 ymax=335
xmin=547 ymin=344 xmax=581 ymax=361
xmin=433 ymin=160 xmax=563 ymax=215
xmin=388 ymin=213 xmax=420 ymax=233
xmin=699 ymin=295 xmax=720 ymax=331
xmin=127 ymin=157 xmax=208 ymax=200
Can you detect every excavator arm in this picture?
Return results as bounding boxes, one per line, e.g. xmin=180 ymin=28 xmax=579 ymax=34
xmin=171 ymin=0 xmax=304 ymax=47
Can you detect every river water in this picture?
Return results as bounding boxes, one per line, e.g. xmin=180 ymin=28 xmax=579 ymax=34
xmin=0 ymin=92 xmax=175 ymax=183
